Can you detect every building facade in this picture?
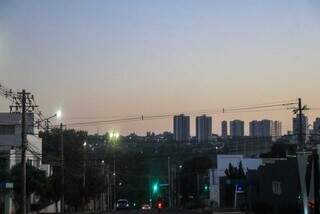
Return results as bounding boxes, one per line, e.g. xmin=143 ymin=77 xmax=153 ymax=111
xmin=230 ymin=120 xmax=244 ymax=137
xmin=249 ymin=120 xmax=260 ymax=137
xmin=249 ymin=119 xmax=282 ymax=139
xmin=173 ymin=114 xmax=190 ymax=143
xmin=0 ymin=112 xmax=51 ymax=214
xmin=274 ymin=121 xmax=282 ymax=138
xmin=209 ymin=155 xmax=263 ymax=207
xmin=196 ymin=115 xmax=212 ymax=143
xmin=221 ymin=121 xmax=228 ymax=138
xmin=313 ymin=118 xmax=320 ymax=131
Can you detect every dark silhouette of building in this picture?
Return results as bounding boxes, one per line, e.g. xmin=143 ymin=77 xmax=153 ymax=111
xmin=247 ymin=158 xmax=301 ymax=214
xmin=221 ymin=120 xmax=228 ymax=138
xmin=230 ymin=120 xmax=244 ymax=137
xmin=173 ymin=114 xmax=190 ymax=143
xmin=196 ymin=115 xmax=212 ymax=143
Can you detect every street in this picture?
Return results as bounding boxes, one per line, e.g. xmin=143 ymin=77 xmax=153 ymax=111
xmin=113 ymin=209 xmax=209 ymax=214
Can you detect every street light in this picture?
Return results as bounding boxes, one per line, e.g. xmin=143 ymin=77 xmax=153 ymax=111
xmin=108 ymin=131 xmax=120 ymax=211
xmin=109 ymin=131 xmax=120 ymax=142
xmin=57 ymin=110 xmax=64 ymax=214
xmin=56 ymin=110 xmax=62 ymax=119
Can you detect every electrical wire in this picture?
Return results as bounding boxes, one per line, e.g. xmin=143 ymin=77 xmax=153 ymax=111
xmin=65 ymin=102 xmax=296 ymax=128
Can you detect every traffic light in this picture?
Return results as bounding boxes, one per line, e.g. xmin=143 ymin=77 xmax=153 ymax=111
xmin=152 ymin=182 xmax=159 ymax=193
xmin=157 ymin=201 xmax=163 ymax=209
xmin=204 ymin=185 xmax=209 ymax=191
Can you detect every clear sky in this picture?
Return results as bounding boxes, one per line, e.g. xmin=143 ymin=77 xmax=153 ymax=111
xmin=1 ymin=0 xmax=320 ymax=135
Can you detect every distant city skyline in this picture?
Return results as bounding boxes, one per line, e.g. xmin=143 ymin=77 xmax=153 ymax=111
xmin=1 ymin=0 xmax=320 ymax=135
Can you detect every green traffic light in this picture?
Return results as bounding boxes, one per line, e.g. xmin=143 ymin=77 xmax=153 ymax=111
xmin=204 ymin=185 xmax=209 ymax=191
xmin=153 ymin=183 xmax=159 ymax=193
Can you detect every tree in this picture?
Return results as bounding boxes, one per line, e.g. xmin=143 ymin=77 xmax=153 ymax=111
xmin=180 ymin=156 xmax=212 ymax=206
xmin=0 ymin=156 xmax=10 ymax=181
xmin=40 ymin=128 xmax=89 ymax=211
xmin=224 ymin=162 xmax=246 ymax=179
xmin=10 ymin=163 xmax=48 ymax=212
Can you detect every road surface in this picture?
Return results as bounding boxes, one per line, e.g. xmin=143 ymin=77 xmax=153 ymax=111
xmin=113 ymin=209 xmax=209 ymax=214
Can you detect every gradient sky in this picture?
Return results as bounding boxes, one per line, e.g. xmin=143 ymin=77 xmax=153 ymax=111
xmin=1 ymin=0 xmax=320 ymax=135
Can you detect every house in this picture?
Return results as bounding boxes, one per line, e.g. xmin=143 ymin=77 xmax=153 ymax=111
xmin=247 ymin=157 xmax=302 ymax=213
xmin=209 ymin=155 xmax=263 ymax=207
xmin=0 ymin=112 xmax=52 ymax=214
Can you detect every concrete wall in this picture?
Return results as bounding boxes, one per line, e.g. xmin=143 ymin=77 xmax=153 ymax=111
xmin=209 ymin=155 xmax=263 ymax=207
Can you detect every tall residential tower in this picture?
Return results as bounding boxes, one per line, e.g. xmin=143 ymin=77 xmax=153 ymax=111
xmin=173 ymin=114 xmax=190 ymax=143
xmin=196 ymin=115 xmax=212 ymax=143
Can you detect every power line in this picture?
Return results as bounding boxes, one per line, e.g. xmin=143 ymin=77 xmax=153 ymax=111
xmin=65 ymin=101 xmax=297 ymax=128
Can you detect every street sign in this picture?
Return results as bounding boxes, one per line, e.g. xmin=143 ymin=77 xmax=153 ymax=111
xmin=0 ymin=182 xmax=13 ymax=189
xmin=235 ymin=184 xmax=245 ymax=194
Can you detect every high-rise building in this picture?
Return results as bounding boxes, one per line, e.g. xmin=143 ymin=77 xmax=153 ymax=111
xmin=230 ymin=120 xmax=244 ymax=137
xmin=249 ymin=119 xmax=282 ymax=139
xmin=260 ymin=120 xmax=274 ymax=137
xmin=196 ymin=115 xmax=212 ymax=143
xmin=313 ymin=118 xmax=320 ymax=131
xmin=221 ymin=120 xmax=228 ymax=138
xmin=173 ymin=114 xmax=190 ymax=142
xmin=249 ymin=120 xmax=260 ymax=137
xmin=293 ymin=114 xmax=308 ymax=137
xmin=274 ymin=121 xmax=282 ymax=138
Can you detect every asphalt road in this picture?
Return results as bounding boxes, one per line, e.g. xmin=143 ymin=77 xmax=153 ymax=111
xmin=113 ymin=209 xmax=208 ymax=214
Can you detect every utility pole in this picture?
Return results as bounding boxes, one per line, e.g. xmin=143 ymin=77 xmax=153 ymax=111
xmin=20 ymin=90 xmax=27 ymax=214
xmin=298 ymin=98 xmax=304 ymax=149
xmin=1 ymin=86 xmax=40 ymax=214
xmin=10 ymin=89 xmax=37 ymax=214
xmin=294 ymin=98 xmax=309 ymax=150
xmin=60 ymin=123 xmax=64 ymax=214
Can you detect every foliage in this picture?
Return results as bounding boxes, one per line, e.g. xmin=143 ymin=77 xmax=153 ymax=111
xmin=180 ymin=156 xmax=212 ymax=204
xmin=224 ymin=162 xmax=246 ymax=179
xmin=10 ymin=163 xmax=48 ymax=211
xmin=40 ymin=128 xmax=90 ymax=210
xmin=0 ymin=155 xmax=10 ymax=181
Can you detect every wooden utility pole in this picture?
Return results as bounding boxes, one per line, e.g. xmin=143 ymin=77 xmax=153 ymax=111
xmin=20 ymin=90 xmax=27 ymax=214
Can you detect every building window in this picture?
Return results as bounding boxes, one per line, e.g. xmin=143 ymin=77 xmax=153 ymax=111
xmin=27 ymin=159 xmax=32 ymax=166
xmin=0 ymin=125 xmax=15 ymax=135
xmin=272 ymin=181 xmax=282 ymax=195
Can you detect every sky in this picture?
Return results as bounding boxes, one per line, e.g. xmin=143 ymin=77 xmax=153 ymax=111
xmin=0 ymin=0 xmax=320 ymax=135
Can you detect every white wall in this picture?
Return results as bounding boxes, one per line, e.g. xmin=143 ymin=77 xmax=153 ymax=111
xmin=210 ymin=155 xmax=262 ymax=207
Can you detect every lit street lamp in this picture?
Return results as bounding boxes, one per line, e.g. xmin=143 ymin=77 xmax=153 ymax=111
xmin=55 ymin=110 xmax=64 ymax=214
xmin=83 ymin=141 xmax=87 ymax=188
xmin=109 ymin=131 xmax=120 ymax=211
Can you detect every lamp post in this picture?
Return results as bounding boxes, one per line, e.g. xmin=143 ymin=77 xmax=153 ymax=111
xmin=56 ymin=110 xmax=64 ymax=214
xmin=109 ymin=131 xmax=119 ymax=210
xmin=83 ymin=142 xmax=87 ymax=189
xmin=101 ymin=160 xmax=106 ymax=211
xmin=37 ymin=110 xmax=63 ymax=213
